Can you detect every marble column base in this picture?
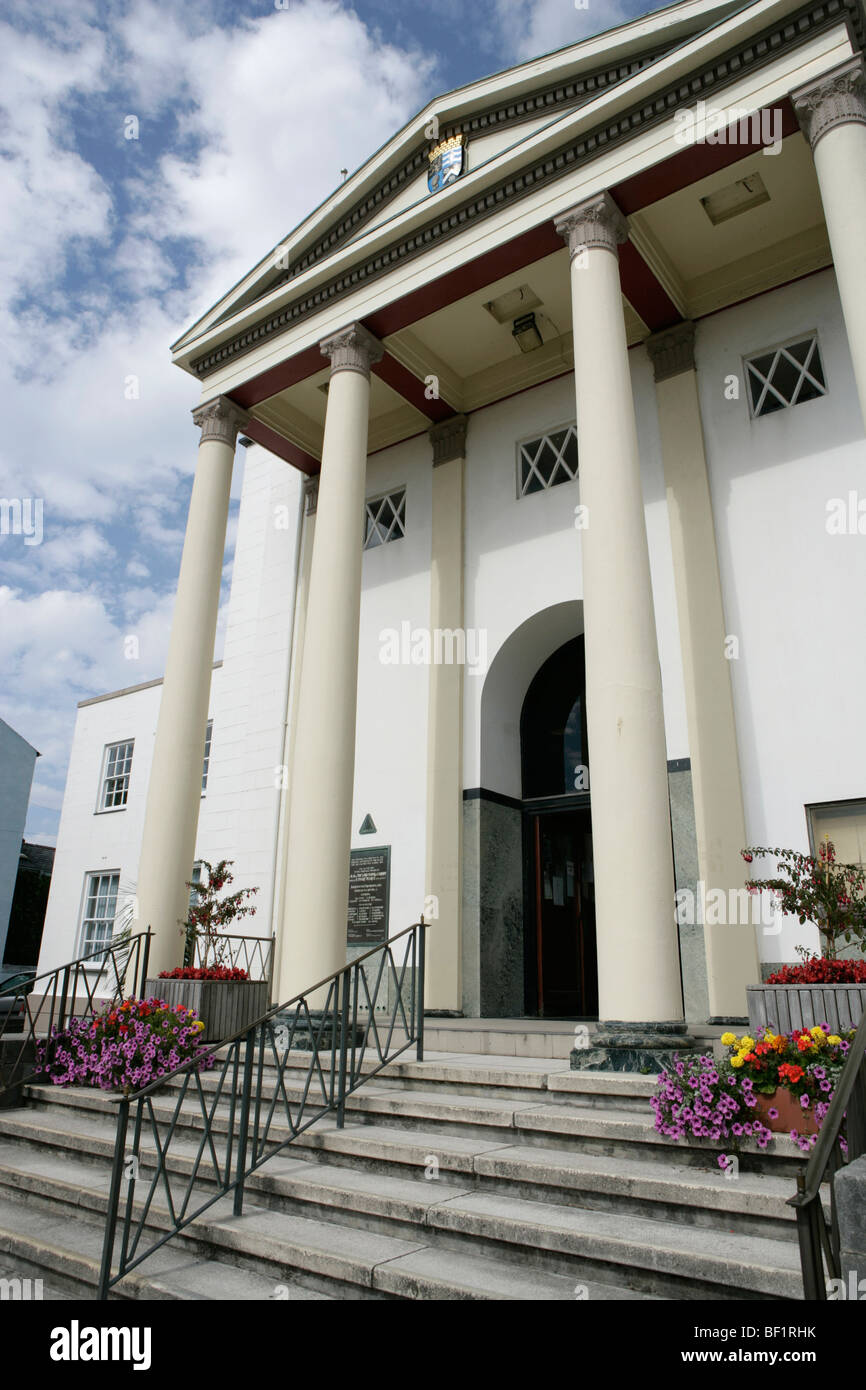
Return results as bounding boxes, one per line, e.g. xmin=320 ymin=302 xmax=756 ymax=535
xmin=270 ymin=1008 xmax=363 ymax=1053
xmin=570 ymin=1019 xmax=700 ymax=1074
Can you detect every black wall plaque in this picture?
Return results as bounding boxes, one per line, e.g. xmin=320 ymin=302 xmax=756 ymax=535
xmin=347 ymin=846 xmax=390 ymax=944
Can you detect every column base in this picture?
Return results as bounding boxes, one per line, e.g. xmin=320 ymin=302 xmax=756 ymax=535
xmin=570 ymin=1020 xmax=700 ymax=1074
xmin=270 ymin=1008 xmax=363 ymax=1054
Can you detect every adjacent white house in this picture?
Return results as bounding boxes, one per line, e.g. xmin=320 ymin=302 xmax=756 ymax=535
xmin=39 ymin=0 xmax=866 ymax=1058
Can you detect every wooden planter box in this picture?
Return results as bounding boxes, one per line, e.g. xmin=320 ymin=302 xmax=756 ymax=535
xmin=145 ymin=978 xmax=269 ymax=1043
xmin=747 ymin=983 xmax=866 ymax=1036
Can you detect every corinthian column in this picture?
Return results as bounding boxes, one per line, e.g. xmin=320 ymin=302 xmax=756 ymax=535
xmin=792 ymin=57 xmax=866 ymax=429
xmin=136 ymin=396 xmax=247 ymax=975
xmin=277 ymin=323 xmax=382 ymax=1004
xmin=555 ymin=194 xmax=690 ymax=1070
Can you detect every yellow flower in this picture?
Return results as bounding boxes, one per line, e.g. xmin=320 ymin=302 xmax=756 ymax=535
xmin=763 ymin=1032 xmax=776 ymax=1046
xmin=721 ymin=1032 xmax=737 ymax=1046
xmin=809 ymin=1026 xmax=825 ymax=1040
xmin=739 ymin=1036 xmax=755 ymax=1052
xmin=828 ymin=1034 xmax=842 ymax=1045
xmin=730 ymin=1056 xmax=744 ymax=1068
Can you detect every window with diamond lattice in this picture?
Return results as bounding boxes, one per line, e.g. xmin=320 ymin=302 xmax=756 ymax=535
xmin=518 ymin=425 xmax=578 ymax=496
xmin=364 ymin=489 xmax=406 ymax=549
xmin=745 ymin=335 xmax=826 ymax=417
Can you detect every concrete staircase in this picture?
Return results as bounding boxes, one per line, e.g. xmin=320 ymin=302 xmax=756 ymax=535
xmin=0 ymin=1051 xmax=810 ymax=1301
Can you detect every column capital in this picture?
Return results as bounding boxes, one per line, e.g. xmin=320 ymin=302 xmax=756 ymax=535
xmin=554 ymin=192 xmax=629 ymax=260
xmin=792 ymin=55 xmax=866 ymax=150
xmin=429 ymin=414 xmax=468 ymax=467
xmin=304 ymin=476 xmax=319 ymax=515
xmin=192 ymin=396 xmax=249 ymax=447
xmin=646 ymin=322 xmax=696 ymax=383
xmin=319 ymin=322 xmax=384 ymax=379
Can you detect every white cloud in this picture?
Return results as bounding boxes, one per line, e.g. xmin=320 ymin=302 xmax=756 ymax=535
xmin=0 ymin=13 xmax=111 ymax=319
xmin=119 ymin=0 xmax=437 ymax=312
xmin=491 ymin=0 xmax=642 ymax=61
xmin=0 ymin=1 xmax=440 ymax=841
xmin=0 ymin=525 xmax=115 ymax=588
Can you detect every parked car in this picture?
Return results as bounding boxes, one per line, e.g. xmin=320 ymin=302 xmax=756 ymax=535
xmin=0 ymin=970 xmax=36 ymax=1034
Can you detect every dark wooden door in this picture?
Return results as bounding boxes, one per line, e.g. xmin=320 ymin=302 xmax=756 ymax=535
xmin=533 ymin=809 xmax=597 ymax=1018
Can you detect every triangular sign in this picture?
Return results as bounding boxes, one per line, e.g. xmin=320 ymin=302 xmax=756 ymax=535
xmin=359 ymin=814 xmax=377 ymax=835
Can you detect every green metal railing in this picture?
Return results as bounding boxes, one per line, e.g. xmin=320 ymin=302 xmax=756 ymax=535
xmin=188 ymin=931 xmax=277 ymax=1000
xmin=788 ymin=1004 xmax=866 ymax=1298
xmin=97 ymin=920 xmax=427 ymax=1299
xmin=0 ymin=932 xmax=153 ymax=1097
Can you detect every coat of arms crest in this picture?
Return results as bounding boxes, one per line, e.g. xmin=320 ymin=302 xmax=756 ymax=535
xmin=427 ymin=134 xmax=465 ymax=194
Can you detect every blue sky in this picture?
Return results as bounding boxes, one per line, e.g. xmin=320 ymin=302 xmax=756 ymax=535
xmin=0 ymin=0 xmax=669 ymax=843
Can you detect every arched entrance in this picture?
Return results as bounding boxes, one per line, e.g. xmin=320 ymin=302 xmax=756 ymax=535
xmin=469 ymin=604 xmax=599 ymax=1019
xmin=520 ymin=637 xmax=598 ymax=1018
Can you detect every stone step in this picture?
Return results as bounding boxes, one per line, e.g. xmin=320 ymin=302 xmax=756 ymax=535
xmin=407 ymin=1023 xmax=578 ymax=1059
xmin=0 ymin=1162 xmax=599 ymax=1302
xmin=0 ymin=1042 xmax=810 ymax=1302
xmin=0 ymin=1102 xmax=802 ymax=1238
xmin=0 ymin=1192 xmax=333 ymax=1301
xmin=0 ymin=1139 xmax=795 ymax=1301
xmin=17 ymin=1076 xmax=806 ymax=1178
xmin=0 ymin=1085 xmax=808 ymax=1282
xmin=241 ymin=1050 xmax=655 ymax=1111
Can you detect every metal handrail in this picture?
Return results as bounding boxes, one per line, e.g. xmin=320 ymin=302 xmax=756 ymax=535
xmin=97 ymin=920 xmax=427 ymax=1299
xmin=787 ymin=1004 xmax=866 ymax=1299
xmin=0 ymin=931 xmax=153 ymax=1097
xmin=185 ymin=932 xmax=276 ymax=998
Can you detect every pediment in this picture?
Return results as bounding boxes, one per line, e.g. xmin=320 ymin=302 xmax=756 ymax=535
xmin=172 ymin=0 xmax=748 ymax=359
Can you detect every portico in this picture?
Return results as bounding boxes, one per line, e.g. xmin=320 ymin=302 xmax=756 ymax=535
xmin=131 ymin=0 xmax=866 ymax=1052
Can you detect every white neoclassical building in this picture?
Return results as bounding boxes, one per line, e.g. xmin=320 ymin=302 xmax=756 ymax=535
xmin=41 ymin=0 xmax=866 ymax=1063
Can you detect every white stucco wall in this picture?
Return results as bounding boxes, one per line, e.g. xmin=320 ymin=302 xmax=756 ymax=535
xmin=0 ymin=718 xmax=38 ymax=963
xmin=196 ymin=445 xmax=303 ymax=937
xmin=697 ymin=267 xmax=866 ymax=960
xmin=352 ymin=433 xmax=432 ymax=934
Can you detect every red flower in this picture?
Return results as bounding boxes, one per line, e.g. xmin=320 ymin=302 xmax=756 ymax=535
xmin=779 ymin=1063 xmax=804 ymax=1083
xmin=766 ymin=957 xmax=866 ymax=985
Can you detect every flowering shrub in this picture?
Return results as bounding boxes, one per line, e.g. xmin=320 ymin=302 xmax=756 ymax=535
xmin=741 ymin=839 xmax=866 ymax=958
xmin=158 ymin=965 xmax=249 ymax=981
xmin=182 ymin=860 xmax=257 ymax=971
xmin=651 ymin=1053 xmax=774 ymax=1151
xmin=765 ymin=956 xmax=866 ymax=984
xmin=721 ymin=1025 xmax=854 ymax=1153
xmin=35 ymin=997 xmax=214 ymax=1092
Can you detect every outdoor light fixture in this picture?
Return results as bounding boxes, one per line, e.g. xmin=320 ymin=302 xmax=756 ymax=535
xmin=512 ymin=311 xmax=544 ymax=353
xmin=485 ymin=284 xmax=542 ymax=323
xmin=701 ymin=172 xmax=770 ymax=225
